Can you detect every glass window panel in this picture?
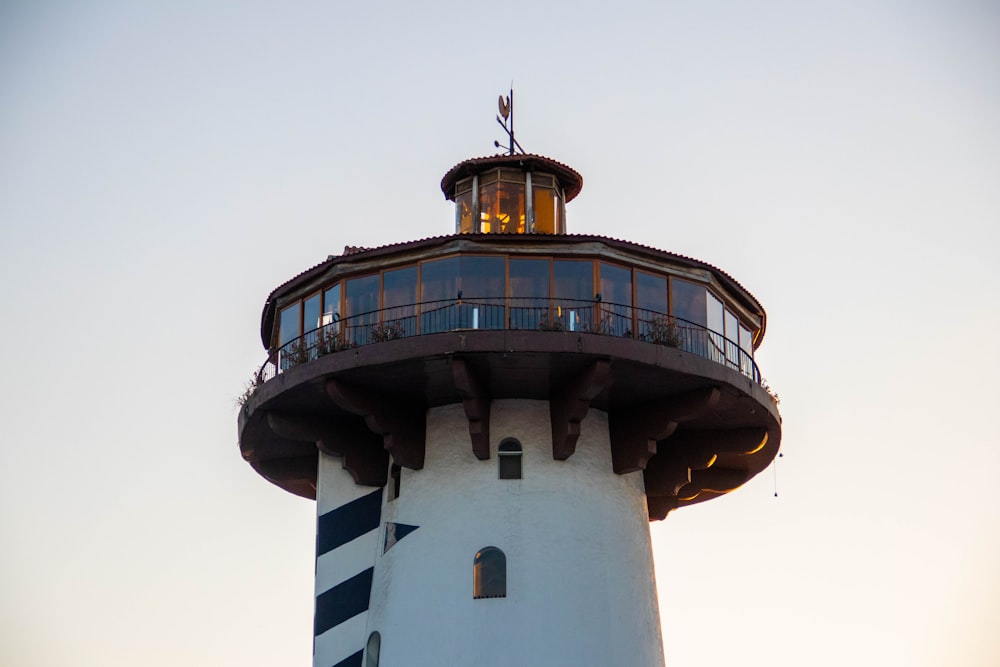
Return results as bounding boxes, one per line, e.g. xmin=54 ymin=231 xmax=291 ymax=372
xmin=478 ymin=181 xmax=498 ymax=233
xmin=671 ymin=279 xmax=706 ymax=356
xmin=739 ymin=323 xmax=753 ymax=354
xmin=706 ymin=292 xmax=725 ymax=363
xmin=509 ymin=258 xmax=550 ymax=329
xmin=531 ymin=173 xmax=555 ymax=188
xmin=278 ymin=302 xmax=301 ymax=347
xmin=303 ymin=293 xmax=321 ymax=334
xmin=635 ymin=272 xmax=668 ymax=340
xmin=323 ymin=284 xmax=341 ymax=328
xmin=459 ymin=256 xmax=505 ymax=329
xmin=739 ymin=323 xmax=754 ymax=379
xmin=598 ymin=263 xmax=632 ymax=336
xmin=553 ymin=260 xmax=594 ymax=332
xmin=533 ymin=185 xmax=558 ymax=234
xmin=345 ymin=274 xmax=380 ymax=345
xmin=724 ymin=309 xmax=740 ymax=369
xmin=455 ymin=189 xmax=474 ymax=234
xmin=420 ymin=257 xmax=460 ymax=333
xmin=383 ymin=266 xmax=418 ymax=337
xmin=479 ymin=180 xmax=525 ymax=234
xmin=671 ymin=279 xmax=707 ymax=327
xmin=706 ymin=292 xmax=724 ymax=334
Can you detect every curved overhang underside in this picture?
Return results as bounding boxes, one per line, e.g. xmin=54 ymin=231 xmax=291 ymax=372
xmin=238 ymin=331 xmax=781 ymax=521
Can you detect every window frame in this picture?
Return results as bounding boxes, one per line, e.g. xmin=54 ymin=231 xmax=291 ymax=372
xmin=497 ymin=438 xmax=523 ymax=480
xmin=473 ymin=546 xmax=507 ymax=599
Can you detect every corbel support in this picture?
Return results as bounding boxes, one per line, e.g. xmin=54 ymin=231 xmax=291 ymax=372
xmin=690 ymin=467 xmax=750 ymax=493
xmin=609 ymin=406 xmax=678 ymax=474
xmin=550 ymin=360 xmax=612 ymax=460
xmin=266 ymin=411 xmax=388 ymax=487
xmin=610 ymin=386 xmax=720 ymax=474
xmin=452 ymin=358 xmax=491 ymax=460
xmin=646 ymin=495 xmax=679 ymax=522
xmin=325 ymin=379 xmax=426 ymax=470
xmin=668 ymin=428 xmax=768 ymax=460
xmin=643 ymin=426 xmax=765 ymax=512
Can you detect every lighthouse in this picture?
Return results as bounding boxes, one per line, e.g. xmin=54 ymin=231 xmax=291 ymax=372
xmin=237 ymin=99 xmax=782 ymax=667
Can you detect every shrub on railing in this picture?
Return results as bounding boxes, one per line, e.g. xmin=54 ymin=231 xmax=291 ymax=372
xmin=538 ymin=314 xmax=565 ymax=331
xmin=316 ymin=326 xmax=353 ymax=356
xmin=284 ymin=339 xmax=311 ymax=368
xmin=370 ymin=321 xmax=407 ymax=342
xmin=643 ymin=316 xmax=682 ymax=348
xmin=236 ymin=373 xmax=263 ymax=407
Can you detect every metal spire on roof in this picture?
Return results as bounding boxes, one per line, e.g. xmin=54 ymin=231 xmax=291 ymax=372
xmin=494 ymin=85 xmax=525 ymax=155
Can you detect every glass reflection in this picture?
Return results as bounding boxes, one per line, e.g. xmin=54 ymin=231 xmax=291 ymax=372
xmin=706 ymin=292 xmax=725 ymax=364
xmin=533 ymin=186 xmax=559 ymax=234
xmin=458 ymin=256 xmax=504 ymax=329
xmin=599 ymin=263 xmax=632 ymax=336
xmin=479 ymin=180 xmax=525 ymax=234
xmin=383 ymin=267 xmax=418 ymax=336
xmin=553 ymin=260 xmax=594 ymax=331
xmin=345 ymin=274 xmax=380 ymax=345
xmin=303 ymin=293 xmax=321 ymax=334
xmin=323 ymin=284 xmax=341 ymax=327
xmin=509 ymin=258 xmax=549 ymax=329
xmin=672 ymin=279 xmax=706 ymax=356
xmin=456 ymin=189 xmax=474 ymax=234
xmin=420 ymin=257 xmax=459 ymax=333
xmin=636 ymin=272 xmax=668 ymax=340
xmin=279 ymin=303 xmax=301 ymax=347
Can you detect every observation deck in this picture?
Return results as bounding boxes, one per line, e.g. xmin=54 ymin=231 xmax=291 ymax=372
xmin=239 ymin=226 xmax=781 ymax=520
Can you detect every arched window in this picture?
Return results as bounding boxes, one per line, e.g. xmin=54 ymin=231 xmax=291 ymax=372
xmin=473 ymin=547 xmax=507 ymax=599
xmin=498 ymin=438 xmax=522 ymax=479
xmin=365 ymin=631 xmax=381 ymax=667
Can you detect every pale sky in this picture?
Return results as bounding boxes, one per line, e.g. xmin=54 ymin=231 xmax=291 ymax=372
xmin=2 ymin=2 xmax=998 ymax=665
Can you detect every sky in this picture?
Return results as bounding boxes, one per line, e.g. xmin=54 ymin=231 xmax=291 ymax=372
xmin=1 ymin=1 xmax=998 ymax=665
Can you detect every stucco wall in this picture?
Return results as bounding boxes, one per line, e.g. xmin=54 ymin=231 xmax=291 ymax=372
xmin=365 ymin=399 xmax=664 ymax=667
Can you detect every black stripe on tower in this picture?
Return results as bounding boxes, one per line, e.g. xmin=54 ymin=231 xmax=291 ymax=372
xmin=331 ymin=650 xmax=363 ymax=667
xmin=315 ymin=567 xmax=375 ymax=636
xmin=316 ymin=489 xmax=383 ymax=558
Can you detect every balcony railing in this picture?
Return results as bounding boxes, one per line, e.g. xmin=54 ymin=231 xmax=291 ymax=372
xmin=256 ymin=298 xmax=761 ymax=385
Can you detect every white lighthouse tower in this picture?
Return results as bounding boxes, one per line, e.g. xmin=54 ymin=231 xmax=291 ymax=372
xmin=238 ymin=101 xmax=781 ymax=667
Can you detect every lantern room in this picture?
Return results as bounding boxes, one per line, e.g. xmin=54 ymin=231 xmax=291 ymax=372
xmin=440 ymin=154 xmax=584 ymax=235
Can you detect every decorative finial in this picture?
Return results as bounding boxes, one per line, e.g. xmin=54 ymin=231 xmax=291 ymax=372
xmin=494 ymin=84 xmax=524 ymax=155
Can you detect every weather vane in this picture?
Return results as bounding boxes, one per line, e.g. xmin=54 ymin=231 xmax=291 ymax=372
xmin=494 ymin=85 xmax=525 ymax=155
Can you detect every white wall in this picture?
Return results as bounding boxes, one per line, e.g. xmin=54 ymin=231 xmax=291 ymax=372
xmin=365 ymin=399 xmax=665 ymax=667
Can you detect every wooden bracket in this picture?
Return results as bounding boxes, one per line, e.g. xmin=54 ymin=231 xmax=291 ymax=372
xmin=452 ymin=358 xmax=491 ymax=460
xmin=609 ymin=405 xmax=678 ymax=474
xmin=325 ymin=379 xmax=426 ymax=470
xmin=266 ymin=411 xmax=388 ymax=487
xmin=642 ymin=424 xmax=765 ymax=511
xmin=610 ymin=386 xmax=720 ymax=474
xmin=646 ymin=495 xmax=679 ymax=522
xmin=690 ymin=467 xmax=749 ymax=493
xmin=550 ymin=360 xmax=612 ymax=460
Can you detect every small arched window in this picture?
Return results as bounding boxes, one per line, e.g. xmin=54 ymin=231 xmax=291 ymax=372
xmin=365 ymin=631 xmax=381 ymax=667
xmin=498 ymin=438 xmax=522 ymax=479
xmin=473 ymin=546 xmax=507 ymax=599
